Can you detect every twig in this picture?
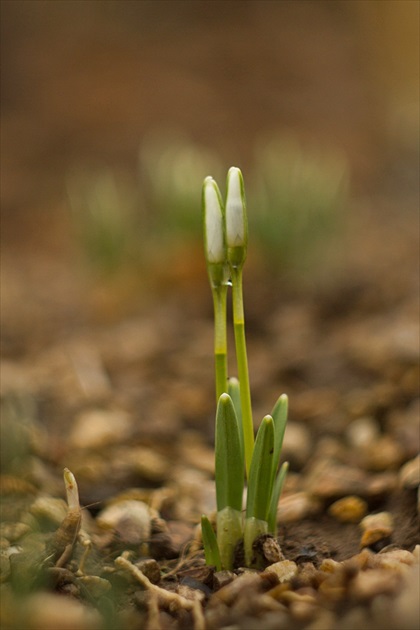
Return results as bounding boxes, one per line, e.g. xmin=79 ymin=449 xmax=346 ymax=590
xmin=146 ymin=590 xmax=162 ymax=630
xmin=115 ymin=555 xmax=206 ymax=629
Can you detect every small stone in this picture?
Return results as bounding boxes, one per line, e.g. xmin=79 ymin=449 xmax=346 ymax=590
xmin=373 ymin=549 xmax=416 ymax=572
xmin=20 ymin=592 xmax=101 ymax=630
xmin=346 ymin=417 xmax=380 ymax=449
xmin=305 ymin=460 xmax=369 ymax=499
xmin=363 ymin=435 xmax=405 ymax=471
xmin=69 ymin=409 xmax=132 ymax=450
xmin=319 ymin=558 xmax=341 ymax=574
xmin=360 ymin=529 xmax=392 ymax=549
xmin=360 ymin=512 xmax=394 ymax=533
xmin=0 ymin=521 xmax=31 ymax=543
xmin=277 ymin=492 xmax=322 ymax=523
xmin=294 ymin=562 xmax=320 ymax=588
xmin=29 ymin=497 xmax=68 ymax=529
xmin=280 ymin=422 xmax=312 ymax=469
xmin=263 ymin=560 xmax=298 ymax=583
xmin=257 ymin=534 xmax=284 ymax=565
xmin=213 ymin=570 xmax=236 ymax=590
xmin=360 ymin=512 xmax=394 ymax=549
xmin=344 ymin=388 xmax=377 ymax=418
xmin=115 ymin=446 xmax=169 ymax=483
xmin=365 ymin=471 xmax=397 ymax=497
xmin=135 ymin=558 xmax=161 ymax=584
xmin=169 ymin=467 xmax=216 ymax=521
xmin=67 ymin=342 xmax=111 ymax=400
xmin=165 ymin=520 xmax=195 ymax=555
xmin=313 ymin=437 xmax=346 ymax=460
xmin=211 ymin=572 xmax=263 ymax=606
xmin=349 ymin=568 xmax=402 ymax=601
xmin=328 ymin=496 xmax=368 ymax=523
xmin=177 ymin=432 xmax=214 ymax=474
xmin=280 ymin=589 xmax=317 ymax=605
xmin=96 ymin=500 xmax=152 ymax=546
xmin=387 ymin=400 xmax=420 ymax=459
xmin=391 ymin=563 xmax=420 ymax=629
xmin=343 ymin=548 xmax=375 ymax=570
xmin=292 ymin=388 xmax=339 ymax=423
xmin=290 ymin=599 xmax=318 ymax=623
xmin=177 ymin=583 xmax=206 ymax=603
xmin=399 ymin=454 xmax=420 ymax=489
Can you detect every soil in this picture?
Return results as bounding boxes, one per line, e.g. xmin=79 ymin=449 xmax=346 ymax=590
xmin=1 ymin=3 xmax=419 ymax=630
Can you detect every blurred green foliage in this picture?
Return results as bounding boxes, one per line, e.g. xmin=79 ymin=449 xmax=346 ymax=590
xmin=250 ymin=135 xmax=349 ymax=273
xmin=67 ymin=168 xmax=138 ymax=273
xmin=67 ymin=132 xmax=349 ymax=278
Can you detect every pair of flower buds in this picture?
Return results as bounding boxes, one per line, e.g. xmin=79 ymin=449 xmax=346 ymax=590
xmin=203 ymin=167 xmax=248 ymax=285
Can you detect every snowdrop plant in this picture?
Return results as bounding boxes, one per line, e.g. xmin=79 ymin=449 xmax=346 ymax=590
xmin=201 ymin=167 xmax=289 ymax=570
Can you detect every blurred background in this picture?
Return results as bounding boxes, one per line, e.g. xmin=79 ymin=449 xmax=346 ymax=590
xmin=1 ymin=10 xmax=420 ymax=623
xmin=1 ymin=1 xmax=419 ymax=445
xmin=0 ymin=11 xmax=420 ymax=596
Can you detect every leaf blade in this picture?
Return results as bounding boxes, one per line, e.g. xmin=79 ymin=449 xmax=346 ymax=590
xmin=201 ymin=515 xmax=221 ymax=570
xmin=267 ymin=461 xmax=289 ymax=534
xmin=215 ymin=393 xmax=244 ymax=512
xmin=246 ymin=415 xmax=275 ymax=521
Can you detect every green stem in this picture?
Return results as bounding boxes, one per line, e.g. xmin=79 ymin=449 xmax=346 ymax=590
xmin=231 ymin=266 xmax=254 ymax=477
xmin=212 ymin=285 xmax=228 ymax=400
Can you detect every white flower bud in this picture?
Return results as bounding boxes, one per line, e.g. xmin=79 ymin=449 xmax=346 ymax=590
xmin=203 ymin=176 xmax=225 ymax=264
xmin=225 ymin=167 xmax=248 ymax=267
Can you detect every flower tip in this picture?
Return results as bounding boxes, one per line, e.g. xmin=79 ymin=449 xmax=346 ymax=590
xmin=225 ymin=166 xmax=247 ymax=256
xmin=203 ymin=177 xmax=225 ymax=265
xmin=226 ymin=167 xmax=243 ymax=196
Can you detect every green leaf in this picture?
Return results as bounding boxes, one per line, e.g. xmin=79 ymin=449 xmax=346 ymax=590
xmin=271 ymin=393 xmax=288 ymax=479
xmin=215 ymin=393 xmax=244 ymax=512
xmin=246 ymin=415 xmax=275 ymax=521
xmin=201 ymin=515 xmax=221 ymax=570
xmin=228 ymin=377 xmax=244 ymax=465
xmin=267 ymin=461 xmax=289 ymax=534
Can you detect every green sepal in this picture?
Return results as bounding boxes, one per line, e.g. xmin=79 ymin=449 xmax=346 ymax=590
xmin=267 ymin=461 xmax=289 ymax=534
xmin=207 ymin=262 xmax=230 ymax=289
xmin=215 ymin=393 xmax=244 ymax=513
xmin=228 ymin=245 xmax=247 ymax=269
xmin=201 ymin=515 xmax=221 ymax=571
xmin=246 ymin=415 xmax=275 ymax=521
